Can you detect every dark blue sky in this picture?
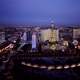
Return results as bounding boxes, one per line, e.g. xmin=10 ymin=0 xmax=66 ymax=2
xmin=0 ymin=0 xmax=80 ymax=25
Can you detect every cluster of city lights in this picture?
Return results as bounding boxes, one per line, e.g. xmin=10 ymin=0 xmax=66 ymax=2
xmin=21 ymin=62 xmax=80 ymax=70
xmin=0 ymin=43 xmax=14 ymax=53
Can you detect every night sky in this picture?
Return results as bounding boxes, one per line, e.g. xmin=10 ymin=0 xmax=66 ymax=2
xmin=0 ymin=0 xmax=80 ymax=25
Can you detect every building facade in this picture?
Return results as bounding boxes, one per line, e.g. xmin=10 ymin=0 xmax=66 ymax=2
xmin=73 ymin=27 xmax=80 ymax=39
xmin=40 ymin=28 xmax=59 ymax=42
xmin=0 ymin=32 xmax=5 ymax=44
xmin=59 ymin=27 xmax=73 ymax=41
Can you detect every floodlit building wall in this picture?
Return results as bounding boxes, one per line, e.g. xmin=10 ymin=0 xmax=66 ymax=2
xmin=40 ymin=29 xmax=59 ymax=42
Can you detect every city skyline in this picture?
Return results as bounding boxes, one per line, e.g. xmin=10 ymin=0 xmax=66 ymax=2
xmin=0 ymin=0 xmax=80 ymax=25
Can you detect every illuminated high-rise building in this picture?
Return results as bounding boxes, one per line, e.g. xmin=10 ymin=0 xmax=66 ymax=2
xmin=21 ymin=31 xmax=27 ymax=44
xmin=40 ymin=22 xmax=59 ymax=42
xmin=32 ymin=32 xmax=37 ymax=49
xmin=50 ymin=21 xmax=59 ymax=42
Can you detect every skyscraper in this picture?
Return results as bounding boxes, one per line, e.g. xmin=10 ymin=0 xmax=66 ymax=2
xmin=21 ymin=31 xmax=27 ymax=44
xmin=27 ymin=30 xmax=32 ymax=42
xmin=32 ymin=32 xmax=37 ymax=49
